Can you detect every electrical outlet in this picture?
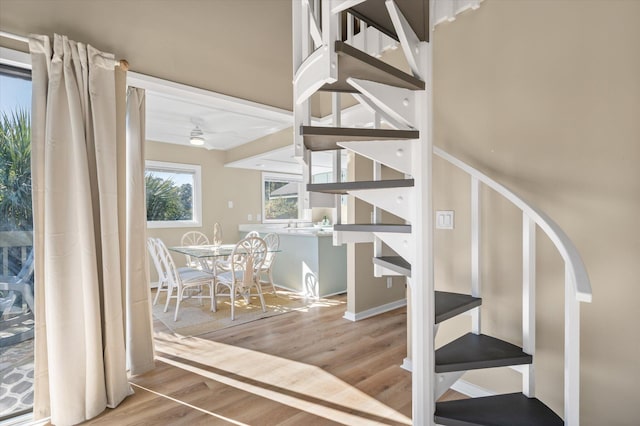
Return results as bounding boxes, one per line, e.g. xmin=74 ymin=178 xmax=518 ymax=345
xmin=247 ymin=213 xmax=253 ymax=221
xmin=436 ymin=210 xmax=454 ymax=230
xmin=227 ymin=201 xmax=233 ymax=209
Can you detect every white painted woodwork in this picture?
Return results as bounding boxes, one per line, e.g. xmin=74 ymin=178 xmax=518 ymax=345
xmin=347 ymin=78 xmax=417 ymax=129
xmin=373 ymin=161 xmax=383 ymax=277
xmin=333 ymin=231 xmax=375 ymax=245
xmin=565 ymin=264 xmax=581 ymax=426
xmin=337 ymin=140 xmax=416 ymax=176
xmin=332 ymin=93 xmax=343 ymax=223
xmin=293 ymin=47 xmax=334 ymax=106
xmin=432 ymin=0 xmax=483 ymax=28
xmin=386 ymin=0 xmax=424 ymax=79
xmin=330 ymin=0 xmax=368 ymax=15
xmin=434 ymin=147 xmax=592 ymax=303
xmin=302 ymin=0 xmax=322 ymax=49
xmin=349 ymin=187 xmax=415 ymax=222
xmin=373 ymin=232 xmax=414 ymax=264
xmin=366 ymin=25 xmax=384 ymax=58
xmin=435 ymin=371 xmax=465 ymax=400
xmin=523 ymin=213 xmax=536 ymax=397
xmin=471 ymin=176 xmax=481 ymax=335
xmin=351 ymin=93 xmax=409 ymax=130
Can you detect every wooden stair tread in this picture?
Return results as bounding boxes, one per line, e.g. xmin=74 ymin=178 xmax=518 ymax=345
xmin=319 ymin=41 xmax=425 ymax=93
xmin=435 ymin=393 xmax=563 ymax=426
xmin=307 ymin=178 xmax=414 ymax=194
xmin=334 ymin=223 xmax=411 ymax=233
xmin=373 ymin=256 xmax=411 ymax=276
xmin=435 ymin=291 xmax=482 ymax=324
xmin=301 ymin=126 xmax=419 ymax=151
xmin=348 ymin=0 xmax=429 ymax=43
xmin=435 ymin=333 xmax=532 ymax=373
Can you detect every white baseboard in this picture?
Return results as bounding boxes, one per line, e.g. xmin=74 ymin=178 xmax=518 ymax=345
xmin=450 ymin=380 xmax=496 ymax=398
xmin=400 ymin=357 xmax=412 ymax=372
xmin=343 ymin=298 xmax=406 ymax=322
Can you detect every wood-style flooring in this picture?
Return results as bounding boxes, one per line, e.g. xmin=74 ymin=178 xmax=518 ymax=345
xmin=80 ymin=294 xmax=464 ymax=425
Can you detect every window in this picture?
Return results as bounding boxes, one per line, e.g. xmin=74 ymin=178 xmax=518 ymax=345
xmin=262 ymin=172 xmax=304 ymax=223
xmin=145 ymin=160 xmax=202 ymax=228
xmin=0 ymin=61 xmax=35 ymax=420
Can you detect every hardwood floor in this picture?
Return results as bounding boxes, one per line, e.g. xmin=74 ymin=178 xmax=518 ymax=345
xmin=80 ymin=294 xmax=464 ymax=425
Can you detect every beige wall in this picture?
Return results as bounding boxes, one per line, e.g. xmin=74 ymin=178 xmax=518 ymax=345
xmin=433 ymin=1 xmax=640 ymax=424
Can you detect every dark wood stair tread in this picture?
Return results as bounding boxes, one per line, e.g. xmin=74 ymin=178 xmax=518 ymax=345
xmin=301 ymin=126 xmax=419 ymax=151
xmin=435 ymin=333 xmax=532 ymax=373
xmin=319 ymin=41 xmax=425 ymax=93
xmin=435 ymin=393 xmax=563 ymax=426
xmin=307 ymin=179 xmax=414 ymax=194
xmin=333 ymin=223 xmax=411 ymax=233
xmin=435 ymin=292 xmax=482 ymax=324
xmin=373 ymin=256 xmax=411 ymax=276
xmin=348 ymin=0 xmax=429 ymax=43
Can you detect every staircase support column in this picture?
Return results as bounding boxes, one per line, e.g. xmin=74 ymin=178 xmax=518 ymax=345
xmin=411 ymin=38 xmax=434 ymax=426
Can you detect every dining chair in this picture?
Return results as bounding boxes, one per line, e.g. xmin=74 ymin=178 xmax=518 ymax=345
xmin=258 ymin=233 xmax=279 ymax=294
xmin=147 ymin=238 xmax=169 ymax=306
xmin=148 ymin=238 xmax=196 ymax=306
xmin=213 ymin=229 xmax=259 ymax=273
xmin=181 ymin=231 xmax=210 ymax=269
xmin=155 ymin=238 xmax=216 ymax=321
xmin=214 ymin=236 xmax=267 ymax=321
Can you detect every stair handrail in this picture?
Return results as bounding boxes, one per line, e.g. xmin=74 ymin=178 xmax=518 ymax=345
xmin=435 ymin=145 xmax=590 ymax=424
xmin=434 ymin=146 xmax=591 ymax=303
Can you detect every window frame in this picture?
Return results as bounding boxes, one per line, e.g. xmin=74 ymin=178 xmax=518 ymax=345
xmin=261 ymin=171 xmax=304 ymax=224
xmin=145 ymin=160 xmax=202 ymax=229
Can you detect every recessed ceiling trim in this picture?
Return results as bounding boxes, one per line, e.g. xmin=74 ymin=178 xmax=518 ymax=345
xmin=127 ymin=71 xmax=293 ymax=150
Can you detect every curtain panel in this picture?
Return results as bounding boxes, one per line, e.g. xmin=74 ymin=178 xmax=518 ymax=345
xmin=29 ymin=34 xmax=153 ymax=425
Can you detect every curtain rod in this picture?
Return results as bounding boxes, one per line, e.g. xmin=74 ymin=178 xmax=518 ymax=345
xmin=0 ymin=30 xmax=129 ymax=70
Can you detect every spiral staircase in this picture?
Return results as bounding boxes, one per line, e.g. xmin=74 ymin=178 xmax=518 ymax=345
xmin=292 ymin=1 xmax=592 ymax=425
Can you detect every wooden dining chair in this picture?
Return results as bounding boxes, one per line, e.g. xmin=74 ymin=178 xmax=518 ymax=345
xmin=214 ymin=236 xmax=267 ymax=321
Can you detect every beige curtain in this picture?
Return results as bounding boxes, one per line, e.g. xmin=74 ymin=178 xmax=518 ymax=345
xmin=29 ymin=34 xmax=153 ymax=425
xmin=125 ymin=87 xmax=155 ymax=374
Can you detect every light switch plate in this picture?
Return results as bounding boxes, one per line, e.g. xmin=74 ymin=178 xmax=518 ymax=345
xmin=436 ymin=210 xmax=454 ymax=230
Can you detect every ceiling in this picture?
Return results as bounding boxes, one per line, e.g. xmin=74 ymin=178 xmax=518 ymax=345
xmin=0 ymin=0 xmax=378 ymax=174
xmin=128 ymin=72 xmax=293 ymax=151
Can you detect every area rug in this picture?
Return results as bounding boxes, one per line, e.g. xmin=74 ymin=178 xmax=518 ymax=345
xmin=152 ymin=289 xmax=313 ymax=337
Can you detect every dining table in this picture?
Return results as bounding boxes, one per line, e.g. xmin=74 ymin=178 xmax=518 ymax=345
xmin=169 ymin=244 xmax=280 ymax=272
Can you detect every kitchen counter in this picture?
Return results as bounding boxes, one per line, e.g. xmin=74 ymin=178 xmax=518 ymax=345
xmin=239 ymin=224 xmax=346 ymax=298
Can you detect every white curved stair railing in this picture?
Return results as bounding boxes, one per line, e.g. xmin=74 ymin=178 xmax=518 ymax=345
xmin=434 ymin=145 xmax=592 ymax=424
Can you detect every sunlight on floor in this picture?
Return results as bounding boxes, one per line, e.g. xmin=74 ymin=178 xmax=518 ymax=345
xmin=153 ymin=332 xmax=411 ymax=426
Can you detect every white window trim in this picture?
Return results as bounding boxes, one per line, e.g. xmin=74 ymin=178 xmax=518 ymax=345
xmin=261 ymin=171 xmax=305 ymax=224
xmin=146 ymin=160 xmax=202 ymax=229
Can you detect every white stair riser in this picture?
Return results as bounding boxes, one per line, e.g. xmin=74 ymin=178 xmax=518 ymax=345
xmin=435 ymin=371 xmax=466 ymax=400
xmin=351 ymin=93 xmax=410 ymax=130
xmin=349 ymin=187 xmax=414 ymax=222
xmin=374 ymin=232 xmax=414 ymax=263
xmin=333 ymin=231 xmax=374 ymax=246
xmin=348 ymin=78 xmax=417 ymax=128
xmin=338 ymin=139 xmax=417 ymax=176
